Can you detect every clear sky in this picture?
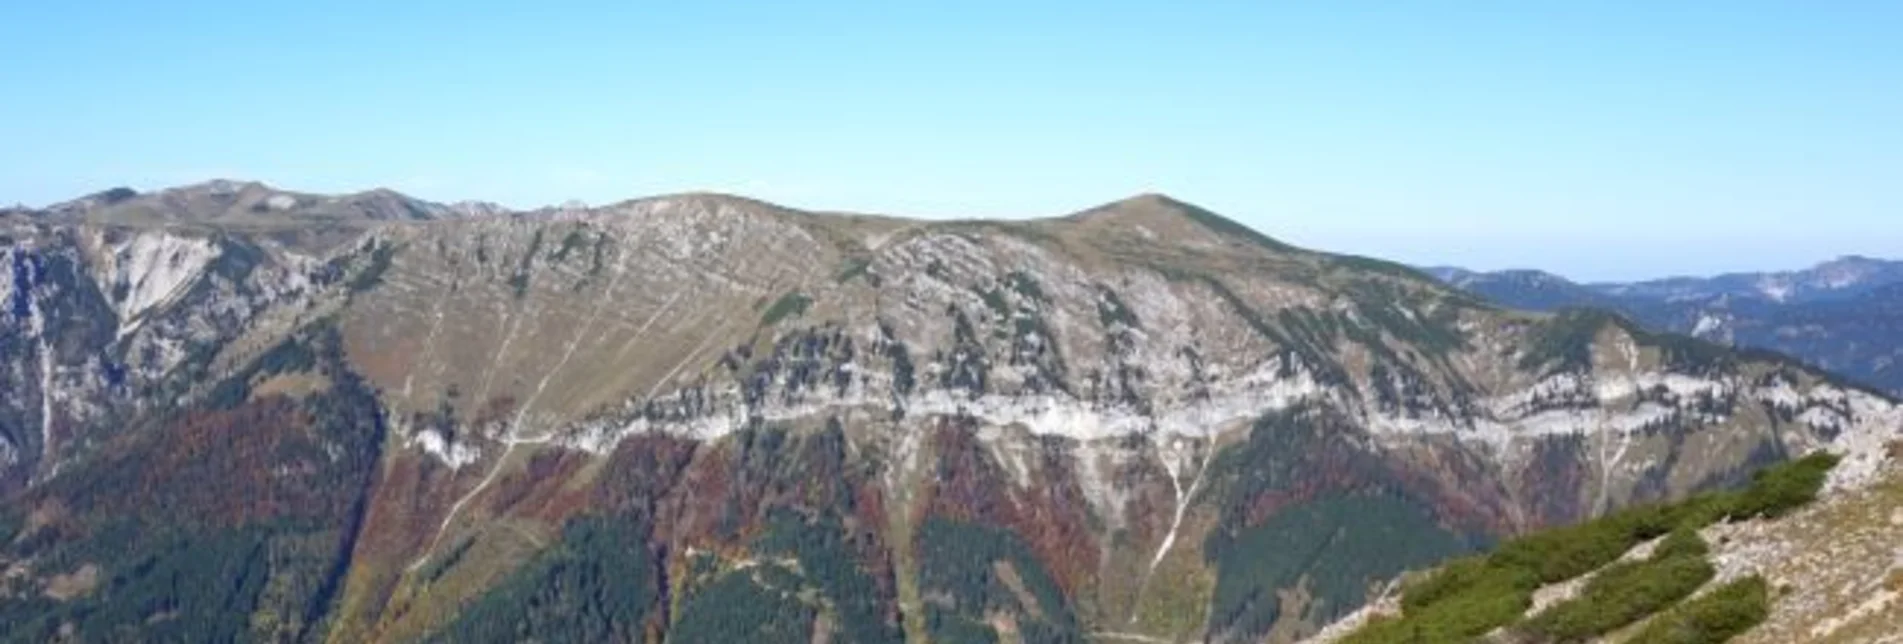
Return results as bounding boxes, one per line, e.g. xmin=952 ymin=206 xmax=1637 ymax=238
xmin=3 ymin=2 xmax=1898 ymax=281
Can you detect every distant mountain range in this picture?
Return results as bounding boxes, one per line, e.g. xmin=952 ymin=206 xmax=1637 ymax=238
xmin=1 ymin=179 xmax=510 ymax=225
xmin=1426 ymin=257 xmax=1903 ymax=394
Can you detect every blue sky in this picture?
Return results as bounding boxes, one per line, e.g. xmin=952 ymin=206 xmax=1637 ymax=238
xmin=2 ymin=2 xmax=1898 ymax=281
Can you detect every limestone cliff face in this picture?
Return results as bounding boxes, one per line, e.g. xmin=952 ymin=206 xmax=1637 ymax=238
xmin=0 ymin=186 xmax=1896 ymax=643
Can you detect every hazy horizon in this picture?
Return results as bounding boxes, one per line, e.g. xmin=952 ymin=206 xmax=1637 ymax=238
xmin=4 ymin=2 xmax=1898 ymax=281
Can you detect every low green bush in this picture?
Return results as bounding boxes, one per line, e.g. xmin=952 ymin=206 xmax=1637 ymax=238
xmin=1629 ymin=576 xmax=1770 ymax=644
xmin=1520 ymin=533 xmax=1715 ymax=642
xmin=1653 ymin=528 xmax=1711 ymax=560
xmin=1345 ymin=565 xmax=1538 ymax=644
xmin=1342 ymin=453 xmax=1836 ymax=643
xmin=1726 ymin=452 xmax=1839 ymax=520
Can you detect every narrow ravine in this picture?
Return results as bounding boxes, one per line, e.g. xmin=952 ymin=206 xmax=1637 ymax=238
xmin=1129 ymin=438 xmax=1208 ymax=626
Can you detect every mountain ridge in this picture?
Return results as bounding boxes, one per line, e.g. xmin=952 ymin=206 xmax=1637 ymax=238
xmin=1 ymin=181 xmax=1898 ymax=643
xmin=1430 ymin=259 xmax=1903 ymax=396
xmin=18 ymin=180 xmax=514 ymax=227
xmin=1435 ymin=254 xmax=1903 ymax=306
xmin=22 ymin=180 xmax=1301 ymax=232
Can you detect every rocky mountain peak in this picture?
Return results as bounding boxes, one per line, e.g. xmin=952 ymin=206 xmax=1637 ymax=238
xmin=611 ymin=190 xmax=795 ymax=216
xmin=173 ymin=178 xmax=269 ymax=196
xmin=1046 ymin=192 xmax=1308 ymax=266
xmin=1811 ymin=254 xmax=1889 ymax=288
xmin=328 ymin=187 xmax=452 ymax=221
xmin=1069 ymin=191 xmax=1207 ymax=222
xmin=445 ymin=200 xmax=511 ymax=218
xmin=43 ymin=187 xmax=141 ymax=216
xmin=1098 ymin=191 xmax=1192 ymax=211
